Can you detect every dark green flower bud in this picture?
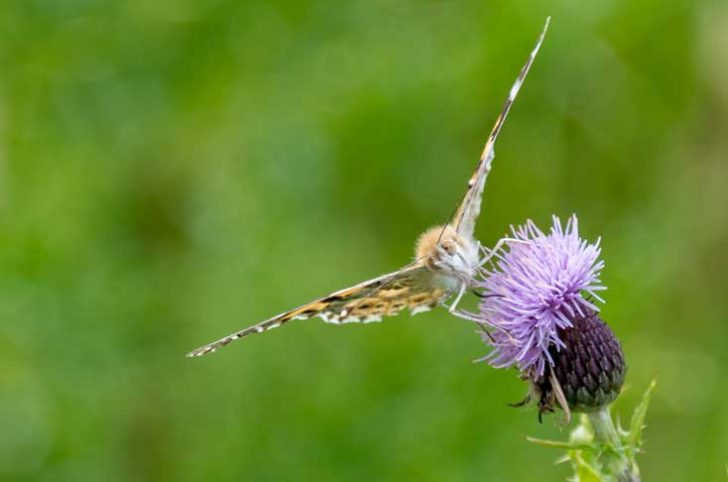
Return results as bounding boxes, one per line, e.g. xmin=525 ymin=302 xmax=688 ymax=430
xmin=533 ymin=310 xmax=626 ymax=420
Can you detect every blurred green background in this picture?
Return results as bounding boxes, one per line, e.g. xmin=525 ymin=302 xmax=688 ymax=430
xmin=1 ymin=0 xmax=726 ymax=481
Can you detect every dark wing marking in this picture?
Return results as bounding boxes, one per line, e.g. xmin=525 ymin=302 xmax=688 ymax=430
xmin=186 ymin=263 xmax=448 ymax=357
xmin=451 ymin=17 xmax=550 ymax=239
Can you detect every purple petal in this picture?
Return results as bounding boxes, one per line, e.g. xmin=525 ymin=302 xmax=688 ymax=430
xmin=475 ymin=215 xmax=605 ymax=376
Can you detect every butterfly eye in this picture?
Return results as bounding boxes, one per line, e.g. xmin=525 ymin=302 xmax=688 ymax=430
xmin=442 ymin=242 xmax=456 ymax=255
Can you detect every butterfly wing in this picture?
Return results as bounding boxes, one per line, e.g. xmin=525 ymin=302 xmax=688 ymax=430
xmin=186 ymin=263 xmax=448 ymax=357
xmin=451 ymin=17 xmax=550 ymax=239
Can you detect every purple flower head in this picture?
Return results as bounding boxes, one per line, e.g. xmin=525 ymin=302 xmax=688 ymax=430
xmin=479 ymin=215 xmax=605 ymax=378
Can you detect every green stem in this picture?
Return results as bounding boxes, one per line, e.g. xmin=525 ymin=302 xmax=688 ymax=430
xmin=589 ymin=409 xmax=622 ymax=448
xmin=588 ymin=408 xmax=640 ymax=482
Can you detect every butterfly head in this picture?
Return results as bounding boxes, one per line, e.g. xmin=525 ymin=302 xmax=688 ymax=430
xmin=415 ymin=225 xmax=479 ymax=287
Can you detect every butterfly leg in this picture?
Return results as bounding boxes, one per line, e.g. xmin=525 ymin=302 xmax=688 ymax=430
xmin=477 ymin=237 xmax=530 ymax=268
xmin=451 ymin=308 xmax=487 ymax=324
xmin=447 ymin=282 xmax=468 ymax=313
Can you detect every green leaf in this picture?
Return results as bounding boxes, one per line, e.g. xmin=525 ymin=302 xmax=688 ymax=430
xmin=526 ymin=436 xmax=596 ymax=451
xmin=627 ymin=380 xmax=657 ymax=450
xmin=570 ymin=449 xmax=604 ymax=482
xmin=574 ymin=461 xmax=602 ymax=482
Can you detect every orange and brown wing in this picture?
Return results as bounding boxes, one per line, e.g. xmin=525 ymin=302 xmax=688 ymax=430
xmin=452 ymin=18 xmax=550 ymax=239
xmin=186 ymin=264 xmax=448 ymax=357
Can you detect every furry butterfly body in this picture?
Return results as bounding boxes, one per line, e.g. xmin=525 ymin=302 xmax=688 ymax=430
xmin=187 ymin=19 xmax=550 ymax=357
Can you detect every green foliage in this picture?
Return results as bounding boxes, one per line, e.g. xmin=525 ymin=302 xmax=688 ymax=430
xmin=530 ymin=381 xmax=657 ymax=481
xmin=624 ymin=379 xmax=657 ymax=455
xmin=1 ymin=1 xmax=726 ymax=481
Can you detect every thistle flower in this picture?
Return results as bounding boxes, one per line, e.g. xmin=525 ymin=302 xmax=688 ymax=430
xmin=476 ymin=215 xmax=625 ymax=420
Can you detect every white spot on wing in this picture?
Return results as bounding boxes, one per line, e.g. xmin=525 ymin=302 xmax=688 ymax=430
xmin=509 ymin=80 xmax=523 ymax=101
xmin=363 ymin=315 xmax=382 ymax=323
xmin=410 ymin=305 xmax=433 ymax=315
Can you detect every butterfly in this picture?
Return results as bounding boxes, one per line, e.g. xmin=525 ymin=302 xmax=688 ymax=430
xmin=187 ymin=18 xmax=550 ymax=357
